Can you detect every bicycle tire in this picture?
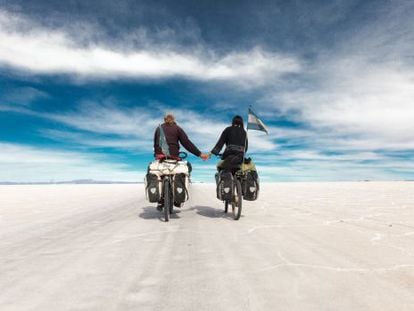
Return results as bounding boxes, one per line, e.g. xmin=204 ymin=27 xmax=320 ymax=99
xmin=168 ymin=178 xmax=174 ymax=215
xmin=224 ymin=200 xmax=229 ymax=213
xmin=169 ymin=190 xmax=174 ymax=214
xmin=232 ymin=179 xmax=242 ymax=220
xmin=163 ymin=179 xmax=170 ymax=222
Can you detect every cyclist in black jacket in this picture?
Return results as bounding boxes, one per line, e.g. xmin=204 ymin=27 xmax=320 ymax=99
xmin=210 ymin=115 xmax=248 ymax=170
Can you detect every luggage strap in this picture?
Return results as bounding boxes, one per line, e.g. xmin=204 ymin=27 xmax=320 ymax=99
xmin=225 ymin=144 xmax=245 ymax=152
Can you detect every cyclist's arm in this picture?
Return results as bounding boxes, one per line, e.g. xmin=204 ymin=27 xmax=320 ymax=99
xmin=178 ymin=127 xmax=202 ymax=157
xmin=211 ymin=128 xmax=228 ymax=155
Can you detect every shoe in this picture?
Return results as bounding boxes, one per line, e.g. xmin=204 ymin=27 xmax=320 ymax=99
xmin=156 ymin=202 xmax=163 ymax=211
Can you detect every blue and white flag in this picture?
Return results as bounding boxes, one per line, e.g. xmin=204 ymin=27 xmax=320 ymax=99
xmin=247 ymin=108 xmax=268 ymax=134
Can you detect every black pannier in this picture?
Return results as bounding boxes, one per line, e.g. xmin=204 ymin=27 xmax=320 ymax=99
xmin=216 ymin=171 xmax=234 ymax=201
xmin=173 ymin=173 xmax=188 ymax=207
xmin=242 ymin=170 xmax=259 ymax=201
xmin=215 ymin=172 xmax=220 ymax=199
xmin=145 ymin=173 xmax=161 ymax=203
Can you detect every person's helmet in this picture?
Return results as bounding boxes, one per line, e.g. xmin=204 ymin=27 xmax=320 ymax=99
xmin=232 ymin=115 xmax=244 ymax=127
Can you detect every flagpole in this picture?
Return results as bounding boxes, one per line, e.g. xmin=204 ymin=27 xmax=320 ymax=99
xmin=243 ymin=106 xmax=250 ymax=160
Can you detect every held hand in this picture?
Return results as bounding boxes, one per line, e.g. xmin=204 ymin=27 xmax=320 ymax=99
xmin=200 ymin=153 xmax=210 ymax=161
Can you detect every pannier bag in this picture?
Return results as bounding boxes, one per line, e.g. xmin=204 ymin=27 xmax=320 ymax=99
xmin=145 ymin=160 xmax=190 ymax=206
xmin=242 ymin=170 xmax=259 ymax=201
xmin=216 ymin=171 xmax=234 ymax=201
xmin=145 ymin=173 xmax=162 ymax=203
xmin=173 ymin=173 xmax=189 ymax=207
xmin=215 ymin=172 xmax=220 ymax=199
xmin=241 ymin=158 xmax=259 ymax=201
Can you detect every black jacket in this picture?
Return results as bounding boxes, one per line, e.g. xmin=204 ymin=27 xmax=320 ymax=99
xmin=154 ymin=123 xmax=201 ymax=157
xmin=211 ymin=125 xmax=248 ymax=159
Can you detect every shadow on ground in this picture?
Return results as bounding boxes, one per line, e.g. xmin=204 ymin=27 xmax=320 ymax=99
xmin=139 ymin=206 xmax=181 ymax=221
xmin=190 ymin=205 xmax=234 ymax=219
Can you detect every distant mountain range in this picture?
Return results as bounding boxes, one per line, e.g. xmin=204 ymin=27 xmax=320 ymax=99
xmin=0 ymin=179 xmax=142 ymax=185
xmin=1 ymin=180 xmax=412 ymax=185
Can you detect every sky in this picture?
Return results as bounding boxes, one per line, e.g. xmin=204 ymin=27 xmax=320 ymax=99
xmin=0 ymin=0 xmax=413 ymax=182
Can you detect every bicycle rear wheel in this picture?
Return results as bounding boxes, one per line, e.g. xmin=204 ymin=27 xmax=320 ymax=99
xmin=231 ymin=179 xmax=242 ymax=220
xmin=163 ymin=179 xmax=171 ymax=222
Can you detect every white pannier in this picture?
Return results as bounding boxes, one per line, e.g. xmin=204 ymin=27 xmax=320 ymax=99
xmin=145 ymin=160 xmax=190 ymax=206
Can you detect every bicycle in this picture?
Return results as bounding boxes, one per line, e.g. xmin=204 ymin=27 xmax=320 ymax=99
xmin=214 ymin=154 xmax=244 ymax=221
xmin=222 ymin=169 xmax=244 ymax=220
xmin=158 ymin=152 xmax=188 ymax=222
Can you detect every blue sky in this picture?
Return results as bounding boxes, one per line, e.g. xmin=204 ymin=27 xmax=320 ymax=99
xmin=0 ymin=0 xmax=414 ymax=182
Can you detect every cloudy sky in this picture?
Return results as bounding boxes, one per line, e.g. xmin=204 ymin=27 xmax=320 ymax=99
xmin=0 ymin=0 xmax=413 ymax=182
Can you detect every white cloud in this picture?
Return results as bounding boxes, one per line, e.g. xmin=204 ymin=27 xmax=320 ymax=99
xmin=46 ymin=103 xmax=157 ymax=138
xmin=259 ymin=1 xmax=414 ymax=153
xmin=288 ymin=65 xmax=414 ymax=138
xmin=39 ymin=129 xmax=149 ymax=152
xmin=257 ymin=156 xmax=414 ymax=181
xmin=0 ymin=10 xmax=300 ymax=84
xmin=0 ymin=142 xmax=142 ymax=182
xmin=246 ymin=131 xmax=277 ymax=152
xmin=271 ymin=64 xmax=414 ymax=152
xmin=1 ymin=102 xmax=277 ymax=154
xmin=2 ymin=87 xmax=49 ymax=106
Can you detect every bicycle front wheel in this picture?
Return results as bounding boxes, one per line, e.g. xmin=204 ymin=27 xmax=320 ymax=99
xmin=232 ymin=179 xmax=242 ymax=220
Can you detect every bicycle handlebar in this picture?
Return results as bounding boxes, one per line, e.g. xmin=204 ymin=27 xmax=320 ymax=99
xmin=178 ymin=151 xmax=188 ymax=159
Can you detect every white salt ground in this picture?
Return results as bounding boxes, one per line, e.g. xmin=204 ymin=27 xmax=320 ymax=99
xmin=0 ymin=182 xmax=413 ymax=311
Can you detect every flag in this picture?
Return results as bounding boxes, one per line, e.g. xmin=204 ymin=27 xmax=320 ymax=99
xmin=247 ymin=108 xmax=268 ymax=134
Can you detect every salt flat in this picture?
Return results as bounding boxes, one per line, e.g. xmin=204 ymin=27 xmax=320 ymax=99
xmin=0 ymin=182 xmax=413 ymax=311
